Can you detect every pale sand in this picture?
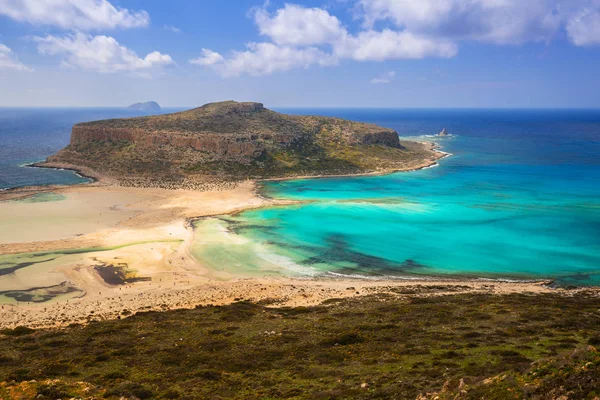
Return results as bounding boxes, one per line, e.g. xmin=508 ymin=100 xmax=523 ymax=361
xmin=4 ymin=272 xmax=597 ymax=330
xmin=2 ymin=149 xmax=597 ymax=329
xmin=0 ymin=181 xmax=278 ymax=255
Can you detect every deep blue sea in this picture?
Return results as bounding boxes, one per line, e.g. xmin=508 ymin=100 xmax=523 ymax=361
xmin=2 ymin=108 xmax=600 ymax=285
xmin=0 ymin=108 xmax=180 ymax=189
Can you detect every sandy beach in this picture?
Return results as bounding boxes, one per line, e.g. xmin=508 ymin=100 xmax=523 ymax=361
xmin=3 ymin=143 xmax=593 ymax=330
xmin=3 ymin=273 xmax=593 ymax=330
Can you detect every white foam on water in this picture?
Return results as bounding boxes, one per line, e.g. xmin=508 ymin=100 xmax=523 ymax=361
xmin=255 ymin=249 xmax=318 ymax=276
xmin=325 ymin=271 xmax=435 ymax=281
xmin=421 ymin=163 xmax=440 ymax=170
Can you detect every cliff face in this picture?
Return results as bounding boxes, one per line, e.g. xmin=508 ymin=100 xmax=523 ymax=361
xmin=47 ymin=101 xmax=439 ymax=187
xmin=68 ymin=126 xmax=270 ymax=159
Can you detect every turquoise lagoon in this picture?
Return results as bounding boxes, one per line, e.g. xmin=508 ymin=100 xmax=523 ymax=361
xmin=2 ymin=108 xmax=599 ymax=286
xmin=194 ymin=109 xmax=600 ymax=286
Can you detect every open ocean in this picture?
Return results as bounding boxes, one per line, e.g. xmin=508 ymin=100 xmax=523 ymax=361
xmin=0 ymin=108 xmax=181 ymax=189
xmin=2 ymin=108 xmax=600 ymax=285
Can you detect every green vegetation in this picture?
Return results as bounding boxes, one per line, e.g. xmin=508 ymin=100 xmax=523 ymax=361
xmin=1 ymin=292 xmax=599 ymax=399
xmin=48 ymin=101 xmax=438 ymax=184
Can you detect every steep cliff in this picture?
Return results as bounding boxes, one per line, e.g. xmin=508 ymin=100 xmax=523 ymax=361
xmin=46 ymin=101 xmax=441 ymax=187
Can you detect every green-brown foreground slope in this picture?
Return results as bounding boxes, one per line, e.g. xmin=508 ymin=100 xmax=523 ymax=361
xmin=1 ymin=292 xmax=599 ymax=399
xmin=44 ymin=101 xmax=441 ymax=187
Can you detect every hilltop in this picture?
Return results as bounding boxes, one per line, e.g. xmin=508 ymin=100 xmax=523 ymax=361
xmin=44 ymin=101 xmax=442 ymax=188
xmin=126 ymin=101 xmax=162 ymax=112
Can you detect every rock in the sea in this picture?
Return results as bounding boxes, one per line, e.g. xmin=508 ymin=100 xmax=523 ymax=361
xmin=439 ymin=128 xmax=449 ymax=136
xmin=127 ymin=101 xmax=161 ymax=112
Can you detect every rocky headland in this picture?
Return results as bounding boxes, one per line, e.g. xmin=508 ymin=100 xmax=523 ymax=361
xmin=41 ymin=101 xmax=443 ymax=189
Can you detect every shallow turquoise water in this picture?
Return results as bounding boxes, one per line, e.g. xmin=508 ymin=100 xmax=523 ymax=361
xmin=221 ymin=110 xmax=600 ymax=286
xmin=3 ymin=108 xmax=599 ymax=286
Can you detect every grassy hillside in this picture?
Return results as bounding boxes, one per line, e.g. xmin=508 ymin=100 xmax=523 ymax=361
xmin=1 ymin=292 xmax=599 ymax=399
xmin=47 ymin=102 xmax=440 ymax=185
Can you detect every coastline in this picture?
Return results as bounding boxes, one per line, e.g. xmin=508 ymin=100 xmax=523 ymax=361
xmin=261 ymin=141 xmax=448 ymax=183
xmin=3 ymin=274 xmax=597 ymax=330
xmin=27 ymin=161 xmax=101 ymax=185
xmin=7 ymin=137 xmax=588 ymax=331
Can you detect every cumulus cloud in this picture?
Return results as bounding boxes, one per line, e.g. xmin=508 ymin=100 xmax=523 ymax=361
xmin=254 ymin=4 xmax=346 ymax=46
xmin=192 ymin=1 xmax=600 ymax=77
xmin=34 ymin=33 xmax=173 ymax=74
xmin=0 ymin=0 xmax=149 ymax=30
xmin=193 ymin=43 xmax=336 ymax=77
xmin=566 ymin=7 xmax=600 ymax=46
xmin=190 ymin=49 xmax=225 ymax=66
xmin=194 ymin=4 xmax=454 ymax=77
xmin=357 ymin=0 xmax=600 ymax=46
xmin=0 ymin=44 xmax=32 ymax=72
xmin=371 ymin=70 xmax=395 ymax=84
xmin=336 ymin=30 xmax=457 ymax=61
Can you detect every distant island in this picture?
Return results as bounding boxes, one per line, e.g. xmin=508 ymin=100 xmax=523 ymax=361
xmin=126 ymin=101 xmax=161 ymax=112
xmin=41 ymin=101 xmax=443 ymax=188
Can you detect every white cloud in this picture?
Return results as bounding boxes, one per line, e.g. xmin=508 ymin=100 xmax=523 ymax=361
xmin=357 ymin=0 xmax=561 ymax=45
xmin=193 ymin=4 xmax=456 ymax=77
xmin=192 ymin=1 xmax=600 ymax=77
xmin=34 ymin=33 xmax=173 ymax=74
xmin=165 ymin=25 xmax=182 ymax=33
xmin=0 ymin=44 xmax=32 ymax=72
xmin=190 ymin=49 xmax=225 ymax=66
xmin=358 ymin=0 xmax=600 ymax=46
xmin=0 ymin=0 xmax=149 ymax=30
xmin=254 ymin=4 xmax=346 ymax=46
xmin=198 ymin=43 xmax=336 ymax=77
xmin=371 ymin=70 xmax=395 ymax=84
xmin=566 ymin=7 xmax=600 ymax=46
xmin=336 ymin=29 xmax=457 ymax=61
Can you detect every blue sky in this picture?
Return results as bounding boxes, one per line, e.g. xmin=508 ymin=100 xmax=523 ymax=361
xmin=0 ymin=0 xmax=599 ymax=108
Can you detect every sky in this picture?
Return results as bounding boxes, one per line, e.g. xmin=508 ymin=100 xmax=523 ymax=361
xmin=0 ymin=0 xmax=599 ymax=108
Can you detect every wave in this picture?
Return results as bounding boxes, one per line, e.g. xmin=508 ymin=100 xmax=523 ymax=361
xmin=400 ymin=134 xmax=456 ymax=141
xmin=420 ymin=163 xmax=440 ymax=170
xmin=21 ymin=163 xmax=92 ymax=181
xmin=324 ymin=270 xmax=545 ymax=284
xmin=255 ymin=249 xmax=319 ymax=276
xmin=325 ymin=271 xmax=436 ymax=281
xmin=18 ymin=160 xmax=44 ymax=168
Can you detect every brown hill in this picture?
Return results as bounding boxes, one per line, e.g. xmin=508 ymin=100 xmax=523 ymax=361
xmin=44 ymin=101 xmax=442 ymax=188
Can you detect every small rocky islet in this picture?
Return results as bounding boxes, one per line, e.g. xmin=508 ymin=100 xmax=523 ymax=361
xmin=126 ymin=101 xmax=162 ymax=112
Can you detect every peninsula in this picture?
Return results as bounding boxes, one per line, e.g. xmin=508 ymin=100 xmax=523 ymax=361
xmin=39 ymin=101 xmax=442 ymax=189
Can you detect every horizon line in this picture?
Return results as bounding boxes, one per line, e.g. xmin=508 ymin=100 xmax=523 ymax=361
xmin=1 ymin=105 xmax=600 ymax=110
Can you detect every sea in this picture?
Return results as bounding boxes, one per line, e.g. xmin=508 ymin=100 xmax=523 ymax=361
xmin=2 ymin=108 xmax=600 ymax=286
xmin=0 ymin=108 xmax=182 ymax=189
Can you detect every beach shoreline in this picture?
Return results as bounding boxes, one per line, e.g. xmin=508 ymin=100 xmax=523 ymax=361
xmin=6 ymin=139 xmax=585 ymax=331
xmin=3 ymin=273 xmax=598 ymax=330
